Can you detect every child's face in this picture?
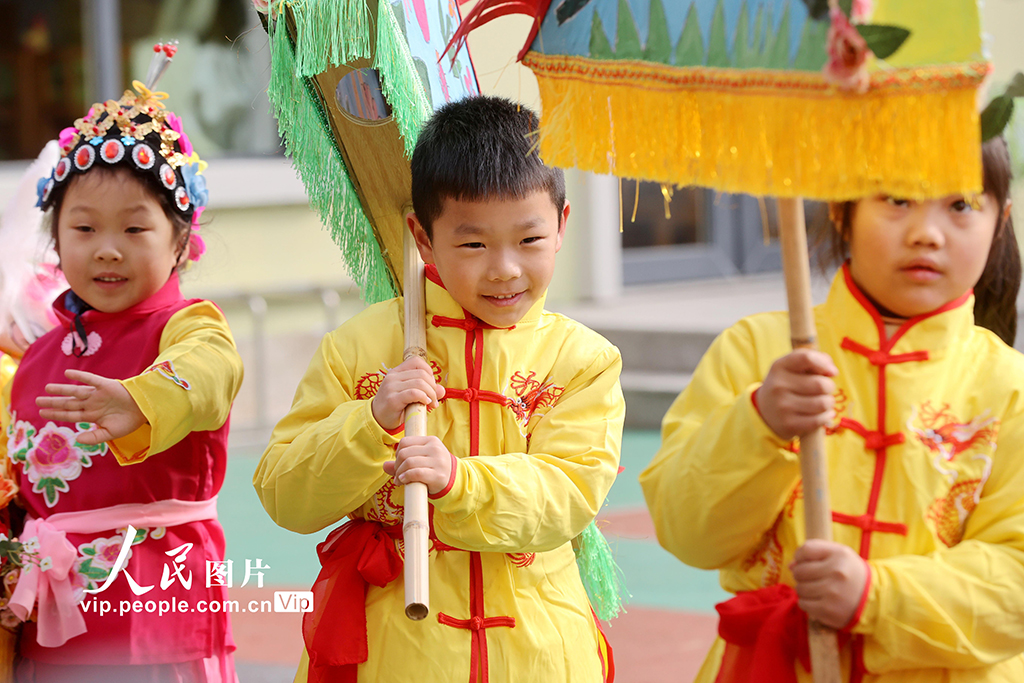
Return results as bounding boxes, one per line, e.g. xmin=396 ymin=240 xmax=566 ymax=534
xmin=411 ymin=191 xmax=568 ymax=328
xmin=847 ymin=194 xmax=1001 ymax=317
xmin=57 ymin=170 xmax=182 ymax=313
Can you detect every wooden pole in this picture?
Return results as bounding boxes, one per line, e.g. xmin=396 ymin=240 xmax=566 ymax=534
xmin=402 ymin=227 xmax=430 ymax=621
xmin=776 ymin=197 xmax=842 ymax=683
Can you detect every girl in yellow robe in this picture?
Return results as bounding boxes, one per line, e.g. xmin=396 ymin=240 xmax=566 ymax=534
xmin=641 ymin=137 xmax=1024 ymax=682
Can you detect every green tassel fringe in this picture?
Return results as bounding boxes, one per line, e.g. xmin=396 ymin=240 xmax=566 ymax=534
xmin=574 ymin=521 xmax=628 ymax=621
xmin=373 ymin=0 xmax=432 ymax=158
xmin=267 ymin=9 xmax=397 ymax=305
xmin=265 ymin=0 xmax=438 ymax=304
xmin=289 ymin=0 xmax=372 ymax=79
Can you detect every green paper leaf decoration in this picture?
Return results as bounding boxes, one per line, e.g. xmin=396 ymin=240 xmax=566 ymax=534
xmin=1004 ymin=71 xmax=1024 ymax=99
xmin=590 ymin=10 xmax=614 ymax=59
xmin=855 ymin=24 xmax=911 ymax=60
xmin=981 ymin=95 xmax=1015 ymax=142
xmin=838 ymin=0 xmax=853 ymax=18
xmin=645 ymin=0 xmax=672 ymax=63
xmin=674 ymin=3 xmax=705 ymax=66
xmin=615 ymin=0 xmax=643 ymax=59
xmin=706 ymin=0 xmax=730 ymax=67
xmin=800 ymin=0 xmax=830 ymax=20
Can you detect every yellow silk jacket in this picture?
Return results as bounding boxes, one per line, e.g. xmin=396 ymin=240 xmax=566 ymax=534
xmin=255 ymin=270 xmax=624 ymax=683
xmin=641 ymin=266 xmax=1024 ymax=683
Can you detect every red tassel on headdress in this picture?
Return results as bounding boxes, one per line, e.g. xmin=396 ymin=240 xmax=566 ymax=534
xmin=442 ymin=0 xmax=552 ymax=64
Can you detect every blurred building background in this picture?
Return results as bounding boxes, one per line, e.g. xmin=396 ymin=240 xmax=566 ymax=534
xmin=0 ymin=1 xmax=1022 ymax=680
xmin=0 ymin=0 xmax=1022 ymax=437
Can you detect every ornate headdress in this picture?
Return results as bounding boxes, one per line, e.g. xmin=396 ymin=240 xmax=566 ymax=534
xmin=35 ymin=42 xmax=209 ymax=261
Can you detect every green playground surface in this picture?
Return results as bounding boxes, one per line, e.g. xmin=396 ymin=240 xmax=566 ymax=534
xmin=219 ymin=429 xmax=729 ymax=613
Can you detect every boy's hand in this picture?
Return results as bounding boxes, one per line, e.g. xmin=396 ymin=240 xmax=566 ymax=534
xmin=755 ymin=349 xmax=838 ymax=441
xmin=36 ymin=369 xmax=147 ymax=445
xmin=383 ymin=435 xmax=454 ymax=495
xmin=371 ymin=357 xmax=445 ymax=431
xmin=790 ymin=540 xmax=868 ymax=630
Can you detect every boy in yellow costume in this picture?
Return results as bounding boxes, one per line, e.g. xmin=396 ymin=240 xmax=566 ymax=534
xmin=255 ymin=96 xmax=624 ymax=683
xmin=641 ymin=138 xmax=1024 ymax=682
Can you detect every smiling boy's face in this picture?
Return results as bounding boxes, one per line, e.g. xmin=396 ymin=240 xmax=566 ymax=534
xmin=410 ymin=191 xmax=569 ymax=328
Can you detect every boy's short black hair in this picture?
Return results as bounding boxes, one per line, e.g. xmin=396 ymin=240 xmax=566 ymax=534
xmin=411 ymin=96 xmax=566 ymax=239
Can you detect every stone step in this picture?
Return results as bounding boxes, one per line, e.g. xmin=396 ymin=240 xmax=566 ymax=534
xmin=596 ymin=328 xmax=718 ymax=375
xmin=620 ymin=370 xmax=692 ymax=430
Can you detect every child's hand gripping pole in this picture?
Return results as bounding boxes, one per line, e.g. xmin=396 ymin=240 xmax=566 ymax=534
xmin=402 ymin=227 xmax=430 ymax=621
xmin=776 ymin=198 xmax=842 ymax=683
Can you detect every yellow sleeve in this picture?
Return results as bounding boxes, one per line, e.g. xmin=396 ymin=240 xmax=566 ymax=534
xmin=852 ymin=398 xmax=1024 ymax=672
xmin=253 ymin=332 xmax=401 ymax=535
xmin=0 ymin=354 xmax=15 ymax=464
xmin=108 ymin=301 xmax=243 ymax=464
xmin=638 ymin=319 xmax=801 ymax=570
xmin=0 ymin=355 xmax=19 ymax=504
xmin=430 ymin=346 xmax=624 ymax=554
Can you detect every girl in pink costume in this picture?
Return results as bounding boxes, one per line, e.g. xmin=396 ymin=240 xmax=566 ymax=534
xmin=3 ymin=49 xmax=243 ymax=683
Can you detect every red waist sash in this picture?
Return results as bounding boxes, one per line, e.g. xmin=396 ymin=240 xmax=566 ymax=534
xmin=715 ymin=584 xmax=851 ymax=683
xmin=303 ymin=518 xmax=403 ymax=683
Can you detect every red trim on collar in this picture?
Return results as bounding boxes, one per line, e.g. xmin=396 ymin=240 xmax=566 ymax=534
xmin=425 ymin=263 xmax=445 ymax=289
xmin=889 ymin=290 xmax=972 ymax=347
xmin=841 ymin=263 xmax=972 ymax=349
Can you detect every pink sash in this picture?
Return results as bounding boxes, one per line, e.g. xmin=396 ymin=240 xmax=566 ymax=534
xmin=9 ymin=497 xmax=218 ymax=647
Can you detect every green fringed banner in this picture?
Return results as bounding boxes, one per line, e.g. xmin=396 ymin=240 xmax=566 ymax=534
xmin=267 ymin=10 xmax=397 ymax=304
xmin=373 ymin=0 xmax=432 ymax=158
xmin=264 ymin=0 xmax=440 ymax=304
xmin=290 ymin=0 xmax=372 ymax=78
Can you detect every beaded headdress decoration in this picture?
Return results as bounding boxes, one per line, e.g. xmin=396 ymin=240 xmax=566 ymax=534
xmin=35 ymin=42 xmax=209 ymax=261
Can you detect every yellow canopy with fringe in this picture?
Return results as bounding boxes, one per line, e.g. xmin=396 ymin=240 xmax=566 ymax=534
xmin=517 ymin=0 xmax=989 ymax=201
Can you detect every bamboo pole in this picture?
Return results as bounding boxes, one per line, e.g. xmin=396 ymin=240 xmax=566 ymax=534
xmin=402 ymin=227 xmax=430 ymax=621
xmin=776 ymin=197 xmax=842 ymax=683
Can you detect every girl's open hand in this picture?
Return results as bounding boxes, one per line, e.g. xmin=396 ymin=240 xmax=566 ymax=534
xmin=36 ymin=369 xmax=146 ymax=444
xmin=384 ymin=435 xmax=454 ymax=495
xmin=791 ymin=539 xmax=868 ymax=629
xmin=371 ymin=357 xmax=445 ymax=431
xmin=756 ymin=349 xmax=838 ymax=441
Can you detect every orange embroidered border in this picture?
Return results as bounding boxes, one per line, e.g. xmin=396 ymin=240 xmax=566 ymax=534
xmin=522 ymin=52 xmax=991 ymax=98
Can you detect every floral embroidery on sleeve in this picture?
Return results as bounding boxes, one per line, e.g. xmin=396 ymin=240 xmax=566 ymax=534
xmin=143 ymin=360 xmax=191 ymax=391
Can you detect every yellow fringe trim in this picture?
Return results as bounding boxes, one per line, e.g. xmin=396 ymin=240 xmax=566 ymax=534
xmin=522 ymin=53 xmax=989 ymax=200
